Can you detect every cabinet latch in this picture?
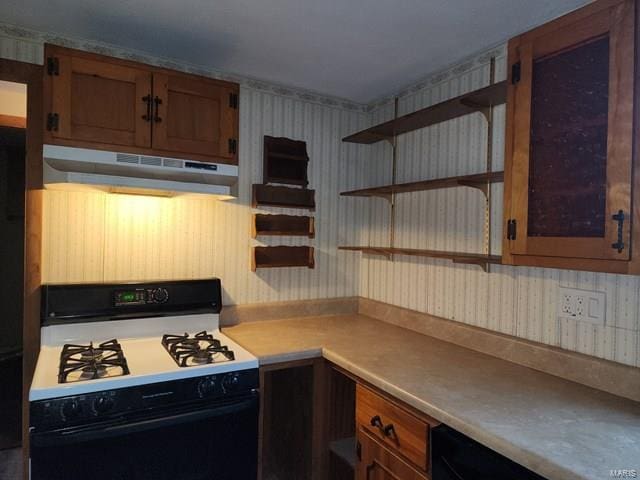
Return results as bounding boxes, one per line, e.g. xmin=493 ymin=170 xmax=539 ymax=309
xmin=507 ymin=219 xmax=517 ymax=240
xmin=611 ymin=210 xmax=625 ymax=253
xmin=46 ymin=113 xmax=59 ymax=131
xmin=46 ymin=56 xmax=59 ymax=76
xmin=511 ymin=62 xmax=521 ymax=85
xmin=228 ymin=138 xmax=237 ymax=155
xmin=229 ymin=92 xmax=239 ymax=109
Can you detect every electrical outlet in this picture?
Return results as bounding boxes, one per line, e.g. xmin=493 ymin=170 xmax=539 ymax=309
xmin=557 ymin=287 xmax=606 ymax=325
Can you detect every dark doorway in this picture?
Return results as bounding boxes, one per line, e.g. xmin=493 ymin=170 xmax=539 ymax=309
xmin=0 ymin=122 xmax=26 ymax=451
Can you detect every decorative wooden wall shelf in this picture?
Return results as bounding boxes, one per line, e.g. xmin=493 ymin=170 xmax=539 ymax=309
xmin=253 ymin=214 xmax=315 ymax=238
xmin=343 ymin=81 xmax=507 ymax=144
xmin=252 ymin=246 xmax=315 ymax=271
xmin=252 ymin=184 xmax=315 ymax=210
xmin=263 ymin=136 xmax=309 ymax=186
xmin=341 ymin=171 xmax=504 ymax=200
xmin=338 ymin=246 xmax=501 ymax=271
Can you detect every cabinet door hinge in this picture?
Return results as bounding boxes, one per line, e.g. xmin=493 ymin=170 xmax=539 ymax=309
xmin=507 ymin=219 xmax=517 ymax=240
xmin=511 ymin=61 xmax=521 ymax=85
xmin=228 ymin=138 xmax=237 ymax=155
xmin=356 ymin=441 xmax=362 ymax=461
xmin=46 ymin=56 xmax=59 ymax=76
xmin=229 ymin=92 xmax=239 ymax=109
xmin=46 ymin=113 xmax=59 ymax=132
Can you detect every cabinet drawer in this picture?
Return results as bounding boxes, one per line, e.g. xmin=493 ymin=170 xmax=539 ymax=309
xmin=357 ymin=430 xmax=428 ymax=480
xmin=356 ymin=384 xmax=429 ymax=471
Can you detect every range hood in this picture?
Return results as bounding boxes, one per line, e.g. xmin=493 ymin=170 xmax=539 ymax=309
xmin=43 ymin=145 xmax=238 ymax=198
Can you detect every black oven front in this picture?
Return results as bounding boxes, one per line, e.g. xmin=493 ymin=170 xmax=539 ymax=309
xmin=30 ymin=370 xmax=259 ymax=480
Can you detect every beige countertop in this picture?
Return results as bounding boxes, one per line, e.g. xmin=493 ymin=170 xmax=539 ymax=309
xmin=223 ymin=314 xmax=640 ymax=480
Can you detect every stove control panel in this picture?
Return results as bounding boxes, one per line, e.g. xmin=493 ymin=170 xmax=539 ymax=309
xmin=30 ymin=369 xmax=259 ymax=430
xmin=114 ymin=287 xmax=169 ymax=306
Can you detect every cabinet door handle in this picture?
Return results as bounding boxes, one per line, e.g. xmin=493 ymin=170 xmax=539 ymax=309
xmin=153 ymin=96 xmax=163 ymax=123
xmin=370 ymin=415 xmax=383 ymax=429
xmin=382 ymin=423 xmax=396 ymax=438
xmin=141 ymin=95 xmax=152 ymax=122
xmin=612 ymin=210 xmax=625 ymax=253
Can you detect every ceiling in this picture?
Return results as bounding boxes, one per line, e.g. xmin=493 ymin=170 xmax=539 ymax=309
xmin=3 ymin=0 xmax=591 ymax=103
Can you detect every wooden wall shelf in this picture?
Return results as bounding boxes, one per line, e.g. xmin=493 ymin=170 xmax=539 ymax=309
xmin=253 ymin=214 xmax=315 ymax=238
xmin=252 ymin=184 xmax=315 ymax=210
xmin=339 ymin=246 xmax=501 ymax=270
xmin=343 ymin=81 xmax=507 ymax=144
xmin=263 ymin=136 xmax=309 ymax=186
xmin=252 ymin=246 xmax=315 ymax=271
xmin=341 ymin=171 xmax=504 ymax=200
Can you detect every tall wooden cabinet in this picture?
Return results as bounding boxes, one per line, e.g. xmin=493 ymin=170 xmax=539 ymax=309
xmin=503 ymin=0 xmax=638 ymax=273
xmin=43 ymin=44 xmax=239 ymax=165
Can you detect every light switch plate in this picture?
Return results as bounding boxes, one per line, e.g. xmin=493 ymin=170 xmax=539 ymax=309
xmin=558 ymin=286 xmax=606 ymax=325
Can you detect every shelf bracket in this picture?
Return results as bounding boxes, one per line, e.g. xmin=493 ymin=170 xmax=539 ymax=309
xmin=457 ymin=180 xmax=489 ymax=197
xmin=452 ymin=258 xmax=489 ymax=272
xmin=459 ymin=99 xmax=492 ymax=122
xmin=370 ymin=193 xmax=393 ymax=202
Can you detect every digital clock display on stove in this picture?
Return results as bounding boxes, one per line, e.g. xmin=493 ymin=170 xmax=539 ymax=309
xmin=114 ymin=289 xmax=146 ymax=306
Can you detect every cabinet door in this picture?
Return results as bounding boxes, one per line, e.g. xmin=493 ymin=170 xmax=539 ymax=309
xmin=356 ymin=431 xmax=427 ymax=480
xmin=505 ymin=0 xmax=634 ymax=261
xmin=49 ymin=53 xmax=152 ymax=148
xmin=152 ymin=73 xmax=238 ymax=164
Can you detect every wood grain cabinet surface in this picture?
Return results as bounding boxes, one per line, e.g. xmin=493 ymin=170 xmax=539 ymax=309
xmin=502 ymin=0 xmax=639 ymax=273
xmin=356 ymin=430 xmax=427 ymax=480
xmin=43 ymin=44 xmax=239 ymax=165
xmin=355 ymin=384 xmax=437 ymax=479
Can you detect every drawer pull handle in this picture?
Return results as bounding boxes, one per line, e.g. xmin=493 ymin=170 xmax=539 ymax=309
xmin=383 ymin=423 xmax=396 ymax=438
xmin=370 ymin=415 xmax=383 ymax=428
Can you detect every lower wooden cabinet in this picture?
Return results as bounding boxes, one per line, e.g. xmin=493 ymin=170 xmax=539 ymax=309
xmin=355 ymin=384 xmax=437 ymax=479
xmin=356 ymin=430 xmax=427 ymax=480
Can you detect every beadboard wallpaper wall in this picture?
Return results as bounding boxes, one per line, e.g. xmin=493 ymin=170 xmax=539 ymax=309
xmin=352 ymin=47 xmax=640 ymax=368
xmin=0 ymin=32 xmax=368 ymax=306
xmin=2 ymin=29 xmax=639 ymax=368
xmin=40 ymin=89 xmax=367 ymax=305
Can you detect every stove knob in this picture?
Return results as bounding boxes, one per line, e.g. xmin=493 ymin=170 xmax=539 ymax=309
xmin=222 ymin=373 xmax=240 ymax=393
xmin=60 ymin=400 xmax=81 ymax=421
xmin=197 ymin=377 xmax=217 ymax=397
xmin=93 ymin=395 xmax=114 ymax=415
xmin=152 ymin=288 xmax=169 ymax=304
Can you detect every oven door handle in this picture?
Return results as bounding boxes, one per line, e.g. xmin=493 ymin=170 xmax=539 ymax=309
xmin=31 ymin=394 xmax=258 ymax=446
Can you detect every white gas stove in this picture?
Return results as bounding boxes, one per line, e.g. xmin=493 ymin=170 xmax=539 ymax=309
xmin=30 ymin=313 xmax=258 ymax=401
xmin=29 ymin=279 xmax=260 ymax=480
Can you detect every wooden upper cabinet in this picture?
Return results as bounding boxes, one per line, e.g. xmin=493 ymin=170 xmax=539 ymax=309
xmin=503 ymin=0 xmax=638 ymax=273
xmin=43 ymin=45 xmax=239 ymax=165
xmin=153 ymin=73 xmax=238 ymax=161
xmin=48 ymin=51 xmax=152 ymax=148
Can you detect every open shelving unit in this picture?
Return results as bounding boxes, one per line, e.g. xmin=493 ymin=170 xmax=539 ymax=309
xmin=341 ymin=171 xmax=504 ymax=200
xmin=339 ymin=246 xmax=502 ymax=267
xmin=339 ymin=58 xmax=505 ymax=271
xmin=343 ymin=81 xmax=506 ymax=144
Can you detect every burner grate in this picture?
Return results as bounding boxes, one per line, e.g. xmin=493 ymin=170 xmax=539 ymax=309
xmin=161 ymin=330 xmax=235 ymax=367
xmin=58 ymin=339 xmax=130 ymax=384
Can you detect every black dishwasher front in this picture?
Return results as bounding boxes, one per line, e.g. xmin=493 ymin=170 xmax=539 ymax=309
xmin=431 ymin=424 xmax=547 ymax=480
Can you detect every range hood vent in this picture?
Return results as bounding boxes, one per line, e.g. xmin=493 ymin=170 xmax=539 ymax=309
xmin=43 ymin=145 xmax=238 ymax=198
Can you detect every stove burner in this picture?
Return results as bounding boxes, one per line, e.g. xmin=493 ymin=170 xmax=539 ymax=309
xmin=161 ymin=331 xmax=235 ymax=367
xmin=58 ymin=339 xmax=130 ymax=384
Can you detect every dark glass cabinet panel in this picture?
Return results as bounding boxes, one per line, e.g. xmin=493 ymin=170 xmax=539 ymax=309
xmin=527 ymin=36 xmax=609 ymax=237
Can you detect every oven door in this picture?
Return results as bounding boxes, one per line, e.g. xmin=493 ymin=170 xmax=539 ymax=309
xmin=30 ymin=392 xmax=259 ymax=480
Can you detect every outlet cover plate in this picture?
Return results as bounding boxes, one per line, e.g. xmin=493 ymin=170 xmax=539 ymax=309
xmin=558 ymin=286 xmax=606 ymax=325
